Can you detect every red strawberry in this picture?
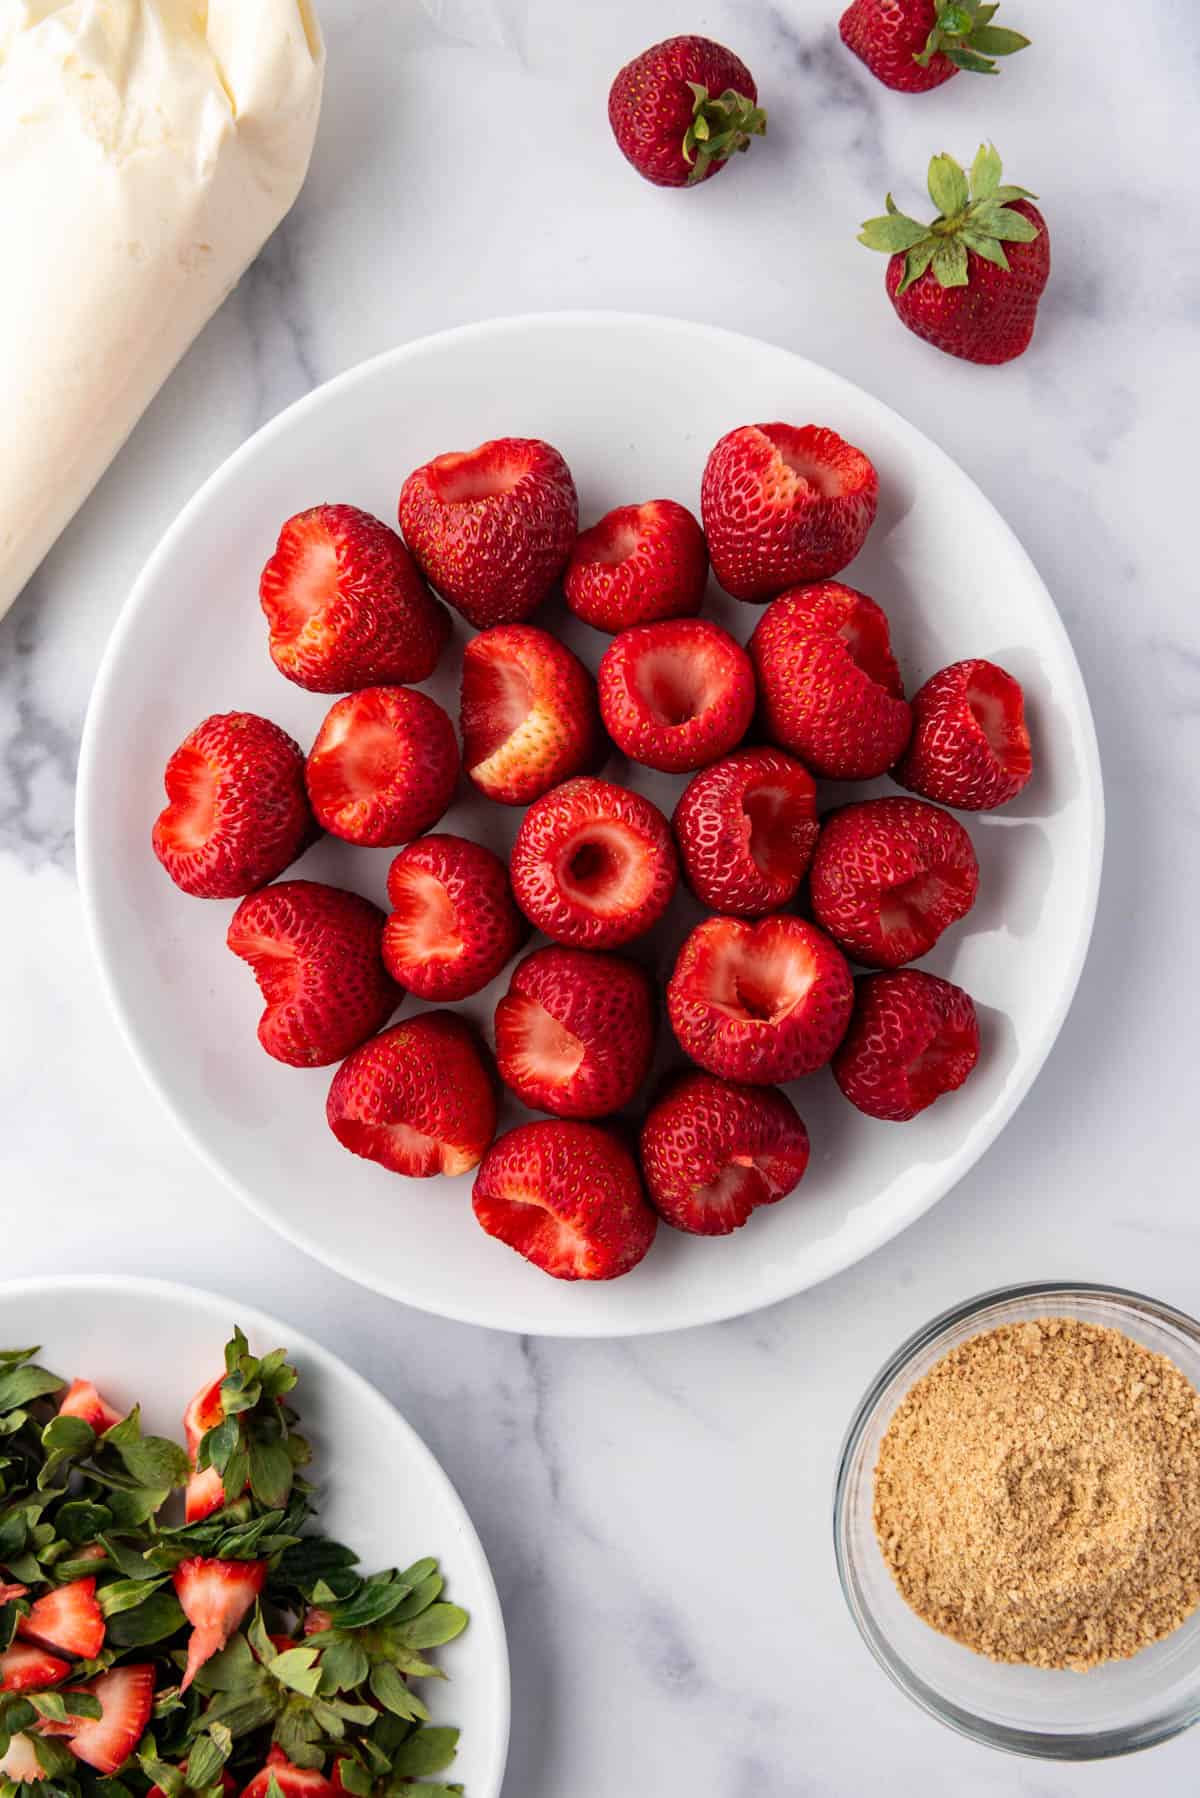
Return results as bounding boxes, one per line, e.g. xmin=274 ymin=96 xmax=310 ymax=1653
xmin=809 ymin=796 xmax=978 ymax=967
xmin=398 ymin=438 xmax=577 ymax=629
xmin=892 ymin=658 xmax=1032 ymax=810
xmin=748 ymin=582 xmax=911 ymax=779
xmin=840 ymin=0 xmax=1028 ymax=91
xmin=258 ymin=504 xmax=449 ymax=694
xmin=639 ymin=1072 xmax=810 ymax=1234
xmin=0 ymin=1734 xmax=46 ymax=1781
xmin=227 ymin=881 xmax=400 ymax=1068
xmin=305 ymin=686 xmax=459 ymax=847
xmin=0 ymin=1583 xmax=28 ymax=1602
xmin=302 ymin=1606 xmax=334 ymax=1637
xmin=152 ymin=713 xmax=315 ymax=900
xmin=57 ymin=1379 xmax=122 ymax=1435
xmin=673 ymin=747 xmax=818 ymax=917
xmin=18 ymin=1579 xmax=104 ymax=1660
xmin=702 ymin=424 xmax=878 ymax=602
xmin=564 ymin=500 xmax=708 ymax=632
xmin=183 ymin=1373 xmax=236 ymax=1525
xmin=173 ymin=1557 xmax=267 ymax=1691
xmin=327 ymin=1011 xmax=497 ymax=1178
xmin=185 ymin=1466 xmax=226 ymax=1527
xmin=510 ymin=777 xmax=678 ymax=949
xmin=242 ymin=1748 xmax=338 ymax=1798
xmin=0 ymin=1642 xmax=71 ymax=1694
xmin=860 ymin=146 xmax=1048 ymax=364
xmin=460 ymin=624 xmax=601 ymax=806
xmin=598 ymin=618 xmax=755 ymax=774
xmin=834 ymin=969 xmax=979 ymax=1120
xmin=53 ymin=1665 xmax=155 ymax=1774
xmin=668 ymin=914 xmax=853 ymax=1084
xmin=382 ymin=834 xmax=525 ymax=1001
xmin=608 ymin=36 xmax=765 ymax=188
xmin=494 ymin=946 xmax=655 ymax=1119
xmin=473 ymin=1121 xmax=657 ymax=1280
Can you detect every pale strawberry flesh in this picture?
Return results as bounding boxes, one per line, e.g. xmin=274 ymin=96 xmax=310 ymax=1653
xmin=56 ymin=1664 xmax=155 ymax=1774
xmin=173 ymin=1557 xmax=267 ymax=1691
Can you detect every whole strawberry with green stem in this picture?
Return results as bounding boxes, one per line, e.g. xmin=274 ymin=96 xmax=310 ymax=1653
xmin=608 ymin=35 xmax=766 ymax=188
xmin=840 ymin=0 xmax=1029 ymax=92
xmin=860 ymin=145 xmax=1049 ymax=364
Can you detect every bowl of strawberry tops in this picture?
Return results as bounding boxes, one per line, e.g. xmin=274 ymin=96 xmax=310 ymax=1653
xmin=77 ymin=313 xmax=1103 ymax=1336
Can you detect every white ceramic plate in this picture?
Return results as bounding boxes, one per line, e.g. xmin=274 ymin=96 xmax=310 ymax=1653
xmin=0 ymin=1276 xmax=509 ymax=1795
xmin=77 ymin=313 xmax=1103 ymax=1337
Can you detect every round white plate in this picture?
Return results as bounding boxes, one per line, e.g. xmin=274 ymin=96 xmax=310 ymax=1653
xmin=77 ymin=312 xmax=1103 ymax=1338
xmin=0 ymin=1276 xmax=509 ymax=1795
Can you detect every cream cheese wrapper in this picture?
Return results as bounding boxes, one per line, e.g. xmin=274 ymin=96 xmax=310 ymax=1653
xmin=0 ymin=0 xmax=325 ymax=620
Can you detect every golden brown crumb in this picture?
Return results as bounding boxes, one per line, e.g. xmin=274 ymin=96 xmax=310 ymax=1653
xmin=873 ymin=1317 xmax=1200 ymax=1670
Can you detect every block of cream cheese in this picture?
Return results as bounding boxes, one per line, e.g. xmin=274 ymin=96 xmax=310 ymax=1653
xmin=0 ymin=0 xmax=324 ymax=619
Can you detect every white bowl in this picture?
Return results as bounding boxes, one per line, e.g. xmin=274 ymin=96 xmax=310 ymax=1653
xmin=0 ymin=1276 xmax=510 ymax=1794
xmin=76 ymin=312 xmax=1104 ymax=1337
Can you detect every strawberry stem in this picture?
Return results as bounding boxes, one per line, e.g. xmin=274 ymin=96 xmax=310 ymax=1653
xmin=913 ymin=0 xmax=1030 ymax=73
xmin=682 ymin=83 xmax=766 ymax=185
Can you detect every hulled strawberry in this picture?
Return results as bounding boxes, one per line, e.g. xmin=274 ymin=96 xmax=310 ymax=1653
xmin=833 ymin=968 xmax=980 ymax=1120
xmin=173 ymin=1556 xmax=267 ymax=1691
xmin=327 ymin=1011 xmax=497 ymax=1178
xmin=152 ymin=713 xmax=315 ymax=900
xmin=840 ymin=0 xmax=1028 ymax=92
xmin=673 ymin=747 xmax=818 ymax=917
xmin=0 ymin=1640 xmax=71 ymax=1694
xmin=49 ymin=1664 xmax=155 ymax=1775
xmin=18 ymin=1578 xmax=105 ymax=1659
xmin=598 ymin=618 xmax=755 ymax=774
xmin=460 ymin=623 xmax=601 ymax=806
xmin=473 ymin=1121 xmax=658 ymax=1280
xmin=608 ymin=35 xmax=765 ymax=188
xmin=667 ymin=914 xmax=853 ymax=1084
xmin=510 ymin=777 xmax=678 ymax=949
xmin=809 ymin=796 xmax=978 ymax=967
xmin=748 ymin=582 xmax=911 ymax=779
xmin=382 ymin=834 xmax=525 ymax=1001
xmin=564 ymin=499 xmax=708 ymax=631
xmin=57 ymin=1378 xmax=122 ymax=1434
xmin=227 ymin=881 xmax=400 ymax=1067
xmin=305 ymin=686 xmax=459 ymax=847
xmin=860 ymin=145 xmax=1048 ymax=364
xmin=259 ymin=504 xmax=449 ymax=693
xmin=398 ymin=438 xmax=577 ymax=628
xmin=639 ymin=1071 xmax=810 ymax=1234
xmin=702 ymin=424 xmax=878 ymax=601
xmin=494 ymin=946 xmax=655 ymax=1119
xmin=892 ymin=658 xmax=1032 ymax=809
xmin=183 ymin=1373 xmax=236 ymax=1525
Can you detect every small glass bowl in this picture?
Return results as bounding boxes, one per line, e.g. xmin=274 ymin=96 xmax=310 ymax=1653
xmin=834 ymin=1282 xmax=1200 ymax=1760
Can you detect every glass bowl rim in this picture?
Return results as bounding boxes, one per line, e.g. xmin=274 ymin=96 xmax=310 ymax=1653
xmin=833 ymin=1279 xmax=1200 ymax=1761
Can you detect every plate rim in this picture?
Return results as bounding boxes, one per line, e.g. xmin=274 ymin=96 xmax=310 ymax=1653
xmin=75 ymin=309 xmax=1106 ymax=1338
xmin=0 ymin=1272 xmax=511 ymax=1797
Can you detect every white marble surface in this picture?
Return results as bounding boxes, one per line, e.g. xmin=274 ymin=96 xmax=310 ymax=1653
xmin=3 ymin=0 xmax=1199 ymax=1790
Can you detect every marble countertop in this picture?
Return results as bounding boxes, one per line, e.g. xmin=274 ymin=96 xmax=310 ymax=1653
xmin=3 ymin=0 xmax=1199 ymax=1790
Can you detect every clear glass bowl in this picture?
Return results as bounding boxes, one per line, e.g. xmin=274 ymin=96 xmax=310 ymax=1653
xmin=834 ymin=1282 xmax=1200 ymax=1760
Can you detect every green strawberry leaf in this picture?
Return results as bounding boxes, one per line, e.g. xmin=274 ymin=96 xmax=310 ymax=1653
xmin=944 ymin=45 xmax=998 ymax=70
xmin=107 ymin=1592 xmax=187 ymax=1648
xmin=971 ymin=202 xmax=1039 ymax=241
xmin=927 ymin=153 xmax=970 ymax=218
xmin=971 ymin=24 xmax=1030 ymax=53
xmin=958 ymin=230 xmax=1011 ymax=270
xmin=897 ymin=240 xmax=939 ymax=294
xmin=387 ymin=1728 xmax=459 ymax=1779
xmin=932 ymin=238 xmax=970 ymax=286
xmin=0 ymin=1366 xmax=64 ymax=1415
xmin=858 ymin=212 xmax=929 ymax=254
xmin=970 ymin=142 xmax=1002 ymax=201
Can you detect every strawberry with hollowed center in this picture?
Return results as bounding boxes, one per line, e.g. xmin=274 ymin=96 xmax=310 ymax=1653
xmin=598 ymin=618 xmax=756 ymax=774
xmin=607 ymin=35 xmax=766 ymax=188
xmin=382 ymin=834 xmax=525 ymax=1002
xmin=473 ymin=1121 xmax=658 ymax=1281
xmin=639 ymin=1072 xmax=810 ymax=1234
xmin=242 ymin=1747 xmax=338 ymax=1798
xmin=44 ymin=1664 xmax=156 ymax=1774
xmin=57 ymin=1378 xmax=122 ymax=1434
xmin=0 ymin=1640 xmax=71 ymax=1694
xmin=833 ymin=968 xmax=980 ymax=1120
xmin=673 ymin=747 xmax=819 ymax=917
xmin=227 ymin=881 xmax=400 ymax=1068
xmin=183 ymin=1372 xmax=238 ymax=1524
xmin=305 ymin=686 xmax=459 ymax=848
xmin=564 ymin=499 xmax=708 ymax=631
xmin=860 ymin=145 xmax=1049 ymax=365
xmin=172 ymin=1556 xmax=267 ymax=1691
xmin=326 ymin=1011 xmax=497 ymax=1178
xmin=259 ymin=503 xmax=449 ymax=694
xmin=840 ymin=0 xmax=1029 ymax=91
xmin=494 ymin=946 xmax=655 ymax=1119
xmin=18 ymin=1578 xmax=104 ymax=1660
xmin=152 ymin=713 xmax=315 ymax=900
xmin=810 ymin=796 xmax=979 ymax=967
xmin=667 ymin=913 xmax=853 ymax=1084
xmin=510 ymin=777 xmax=678 ymax=949
xmin=749 ymin=582 xmax=912 ymax=779
xmin=702 ymin=423 xmax=879 ymax=602
xmin=398 ymin=437 xmax=578 ymax=629
xmin=892 ymin=657 xmax=1032 ymax=809
xmin=460 ymin=623 xmax=601 ymax=806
